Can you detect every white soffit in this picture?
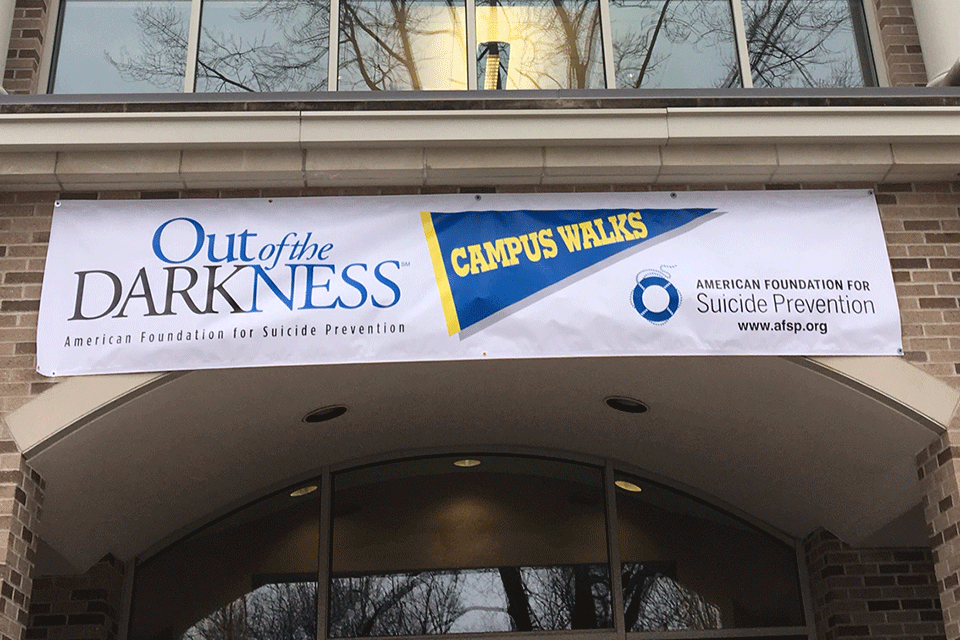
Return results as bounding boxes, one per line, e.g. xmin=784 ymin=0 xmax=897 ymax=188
xmin=10 ymin=355 xmax=946 ymax=571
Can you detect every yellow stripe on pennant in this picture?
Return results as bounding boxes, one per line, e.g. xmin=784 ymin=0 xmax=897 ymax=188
xmin=420 ymin=211 xmax=461 ymax=336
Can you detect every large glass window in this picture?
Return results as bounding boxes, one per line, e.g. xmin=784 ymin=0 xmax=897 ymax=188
xmin=52 ymin=0 xmax=192 ymax=93
xmin=608 ymin=0 xmax=740 ymax=88
xmin=742 ymin=0 xmax=876 ymax=88
xmin=50 ymin=0 xmax=877 ymax=91
xmin=615 ymin=473 xmax=804 ymax=631
xmin=51 ymin=0 xmax=876 ymax=93
xmin=331 ymin=456 xmax=611 ymax=634
xmin=197 ymin=0 xmax=329 ymax=92
xmin=129 ymin=483 xmax=321 ymax=640
xmin=128 ymin=455 xmax=807 ymax=640
xmin=338 ymin=0 xmax=467 ymax=90
xmin=475 ymin=0 xmax=603 ymax=90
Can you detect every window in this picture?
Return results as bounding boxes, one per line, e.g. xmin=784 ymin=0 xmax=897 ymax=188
xmin=609 ymin=0 xmax=741 ymax=88
xmin=473 ymin=0 xmax=604 ymax=90
xmin=330 ymin=456 xmax=611 ymax=634
xmin=197 ymin=0 xmax=329 ymax=91
xmin=129 ymin=454 xmax=807 ymax=640
xmin=338 ymin=0 xmax=465 ymax=90
xmin=615 ymin=472 xmax=804 ymax=631
xmin=741 ymin=0 xmax=877 ymax=88
xmin=50 ymin=0 xmax=877 ymax=92
xmin=130 ymin=484 xmax=320 ymax=640
xmin=51 ymin=0 xmax=192 ymax=93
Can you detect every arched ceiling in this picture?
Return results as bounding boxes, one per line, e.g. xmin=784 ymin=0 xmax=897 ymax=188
xmin=7 ymin=355 xmax=954 ymax=572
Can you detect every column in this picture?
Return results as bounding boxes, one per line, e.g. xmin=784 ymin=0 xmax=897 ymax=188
xmin=0 ymin=0 xmax=15 ymax=93
xmin=910 ymin=0 xmax=960 ymax=83
xmin=0 ymin=422 xmax=43 ymax=640
xmin=918 ymin=426 xmax=960 ymax=640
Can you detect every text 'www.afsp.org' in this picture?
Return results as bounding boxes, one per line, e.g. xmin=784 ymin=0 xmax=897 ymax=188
xmin=737 ymin=320 xmax=828 ymax=335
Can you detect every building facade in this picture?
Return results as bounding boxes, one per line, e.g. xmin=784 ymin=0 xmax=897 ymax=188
xmin=3 ymin=1 xmax=960 ymax=640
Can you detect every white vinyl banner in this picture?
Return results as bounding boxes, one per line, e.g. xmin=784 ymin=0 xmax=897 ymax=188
xmin=37 ymin=190 xmax=902 ymax=376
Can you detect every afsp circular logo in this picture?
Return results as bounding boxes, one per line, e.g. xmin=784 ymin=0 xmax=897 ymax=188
xmin=632 ymin=268 xmax=681 ymax=325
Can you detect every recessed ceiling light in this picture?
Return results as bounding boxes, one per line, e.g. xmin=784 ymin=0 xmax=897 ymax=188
xmin=290 ymin=485 xmax=318 ymax=497
xmin=453 ymin=459 xmax=481 ymax=468
xmin=303 ymin=405 xmax=347 ymax=423
xmin=615 ymin=480 xmax=643 ymax=492
xmin=605 ymin=396 xmax=648 ymax=413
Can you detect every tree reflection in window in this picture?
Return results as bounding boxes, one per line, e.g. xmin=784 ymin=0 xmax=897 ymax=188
xmin=331 ymin=457 xmax=611 ymax=635
xmin=474 ymin=0 xmax=603 ymax=89
xmin=329 ymin=564 xmax=611 ymax=636
xmin=609 ymin=0 xmax=740 ymax=88
xmin=615 ymin=473 xmax=804 ymax=630
xmin=609 ymin=0 xmax=874 ymax=89
xmin=337 ymin=0 xmax=468 ymax=90
xmin=622 ymin=562 xmax=721 ymax=631
xmin=106 ymin=0 xmax=330 ymax=92
xmin=99 ymin=1 xmax=192 ymax=92
xmin=742 ymin=0 xmax=874 ymax=87
xmin=78 ymin=0 xmax=877 ymax=92
xmin=182 ymin=578 xmax=317 ymax=640
xmin=195 ymin=0 xmax=330 ymax=92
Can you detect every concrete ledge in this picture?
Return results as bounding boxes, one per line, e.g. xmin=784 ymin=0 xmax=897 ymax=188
xmin=1 ymin=105 xmax=960 ymax=189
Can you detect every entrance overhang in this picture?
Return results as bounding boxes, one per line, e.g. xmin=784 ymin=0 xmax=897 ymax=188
xmin=7 ymin=355 xmax=955 ymax=572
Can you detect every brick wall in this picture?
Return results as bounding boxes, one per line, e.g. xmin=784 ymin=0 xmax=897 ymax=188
xmin=877 ymin=183 xmax=960 ymax=389
xmin=0 ymin=191 xmax=54 ymax=417
xmin=874 ymin=0 xmax=928 ymax=86
xmin=27 ymin=554 xmax=125 ymax=640
xmin=0 ymin=423 xmax=43 ymax=640
xmin=918 ymin=434 xmax=960 ymax=640
xmin=805 ymin=528 xmax=945 ymax=640
xmin=2 ymin=0 xmax=52 ymax=94
xmin=0 ymin=189 xmax=50 ymax=640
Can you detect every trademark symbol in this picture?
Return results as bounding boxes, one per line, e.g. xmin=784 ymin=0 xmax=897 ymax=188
xmin=401 ymin=261 xmax=411 ymax=267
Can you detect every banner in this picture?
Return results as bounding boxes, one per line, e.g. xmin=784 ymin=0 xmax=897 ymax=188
xmin=37 ymin=190 xmax=902 ymax=376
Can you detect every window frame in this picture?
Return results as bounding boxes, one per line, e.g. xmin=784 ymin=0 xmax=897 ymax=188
xmin=121 ymin=448 xmax=815 ymax=640
xmin=41 ymin=0 xmax=881 ymax=94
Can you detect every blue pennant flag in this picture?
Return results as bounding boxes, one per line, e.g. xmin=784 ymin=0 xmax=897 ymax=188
xmin=422 ymin=207 xmax=717 ymax=334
